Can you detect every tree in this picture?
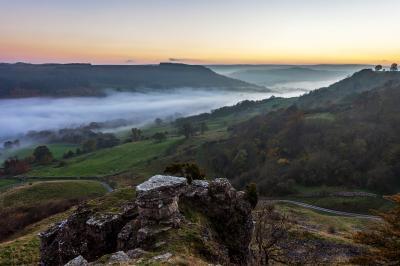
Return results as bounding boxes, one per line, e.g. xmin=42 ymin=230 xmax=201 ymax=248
xmin=13 ymin=139 xmax=20 ymax=147
xmin=3 ymin=141 xmax=13 ymax=149
xmin=390 ymin=63 xmax=398 ymax=71
xmin=164 ymin=162 xmax=205 ymax=184
xmin=375 ymin=65 xmax=383 ymax=71
xmin=33 ymin=145 xmax=53 ymax=165
xmin=155 ymin=118 xmax=163 ymax=126
xmin=252 ymin=204 xmax=293 ymax=265
xmin=82 ymin=139 xmax=97 ymax=153
xmin=131 ymin=128 xmax=142 ymax=141
xmin=351 ymin=194 xmax=400 ymax=265
xmin=3 ymin=157 xmax=30 ymax=175
xmin=245 ymin=182 xmax=258 ymax=209
xmin=180 ymin=122 xmax=195 ymax=138
xmin=63 ymin=150 xmax=75 ymax=159
xmin=200 ymin=122 xmax=208 ymax=135
xmin=152 ymin=132 xmax=167 ymax=143
xmin=96 ymin=133 xmax=119 ymax=148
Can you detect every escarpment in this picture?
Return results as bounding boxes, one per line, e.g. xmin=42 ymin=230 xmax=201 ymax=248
xmin=39 ymin=175 xmax=254 ymax=265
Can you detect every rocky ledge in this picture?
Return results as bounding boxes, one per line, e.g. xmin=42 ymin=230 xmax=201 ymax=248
xmin=39 ymin=175 xmax=253 ymax=265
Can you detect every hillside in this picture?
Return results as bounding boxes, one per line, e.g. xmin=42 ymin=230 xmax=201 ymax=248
xmin=0 ymin=180 xmax=107 ymax=241
xmin=0 ymin=63 xmax=264 ymax=98
xmin=229 ymin=67 xmax=348 ymax=86
xmin=200 ymin=81 xmax=400 ymax=196
xmin=298 ymin=69 xmax=400 ymax=108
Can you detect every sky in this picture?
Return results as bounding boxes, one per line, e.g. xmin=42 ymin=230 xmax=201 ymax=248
xmin=0 ymin=0 xmax=399 ymax=65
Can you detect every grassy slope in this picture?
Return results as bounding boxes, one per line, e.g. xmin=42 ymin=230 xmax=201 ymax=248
xmin=23 ymin=97 xmax=293 ymax=180
xmin=0 ymin=188 xmax=134 ymax=265
xmin=27 ymin=138 xmax=183 ymax=177
xmin=0 ymin=180 xmax=107 ymax=209
xmin=0 ymin=194 xmax=375 ymax=266
xmin=0 ymin=211 xmax=72 ymax=266
xmin=275 ymin=201 xmax=372 ymax=244
xmin=0 ymin=179 xmax=21 ymax=192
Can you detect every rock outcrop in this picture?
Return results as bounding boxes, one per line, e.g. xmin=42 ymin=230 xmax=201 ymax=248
xmin=39 ymin=202 xmax=137 ymax=266
xmin=39 ymin=175 xmax=253 ymax=266
xmin=183 ymin=178 xmax=254 ymax=264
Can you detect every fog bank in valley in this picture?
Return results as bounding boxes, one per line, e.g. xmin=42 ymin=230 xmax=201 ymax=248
xmin=0 ymin=89 xmax=304 ymax=142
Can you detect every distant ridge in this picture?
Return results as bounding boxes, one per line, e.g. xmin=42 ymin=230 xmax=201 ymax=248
xmin=297 ymin=69 xmax=400 ymax=108
xmin=0 ymin=63 xmax=265 ymax=98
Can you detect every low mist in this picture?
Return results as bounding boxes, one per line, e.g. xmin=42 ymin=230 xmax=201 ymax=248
xmin=0 ymin=89 xmax=305 ymax=142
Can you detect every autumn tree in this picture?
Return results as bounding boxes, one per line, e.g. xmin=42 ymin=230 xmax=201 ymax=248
xmin=164 ymin=162 xmax=205 ymax=184
xmin=252 ymin=203 xmax=293 ymax=265
xmin=375 ymin=65 xmax=383 ymax=71
xmin=82 ymin=139 xmax=97 ymax=153
xmin=390 ymin=63 xmax=398 ymax=71
xmin=3 ymin=157 xmax=30 ymax=175
xmin=351 ymin=194 xmax=400 ymax=265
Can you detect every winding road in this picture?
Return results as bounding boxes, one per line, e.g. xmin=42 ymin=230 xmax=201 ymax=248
xmin=267 ymin=199 xmax=381 ymax=220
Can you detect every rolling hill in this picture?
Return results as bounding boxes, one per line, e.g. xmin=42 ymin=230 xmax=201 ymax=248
xmin=0 ymin=63 xmax=264 ymax=98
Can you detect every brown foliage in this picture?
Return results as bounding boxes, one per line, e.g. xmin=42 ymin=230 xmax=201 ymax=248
xmin=352 ymin=194 xmax=400 ymax=265
xmin=164 ymin=162 xmax=205 ymax=184
xmin=252 ymin=204 xmax=293 ymax=265
xmin=0 ymin=198 xmax=85 ymax=241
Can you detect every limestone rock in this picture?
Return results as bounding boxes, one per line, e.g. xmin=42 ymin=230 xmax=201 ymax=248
xmin=64 ymin=255 xmax=88 ymax=266
xmin=126 ymin=248 xmax=148 ymax=259
xmin=152 ymin=252 xmax=173 ymax=261
xmin=136 ymin=175 xmax=187 ymax=225
xmin=39 ymin=203 xmax=138 ymax=266
xmin=108 ymin=251 xmax=130 ymax=264
xmin=182 ymin=178 xmax=254 ymax=264
xmin=40 ymin=175 xmax=253 ymax=266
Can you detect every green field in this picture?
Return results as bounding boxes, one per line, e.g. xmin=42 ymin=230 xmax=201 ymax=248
xmin=0 ymin=178 xmax=21 ymax=192
xmin=0 ymin=143 xmax=79 ymax=161
xmin=27 ymin=138 xmax=183 ymax=177
xmin=0 ymin=180 xmax=107 ymax=208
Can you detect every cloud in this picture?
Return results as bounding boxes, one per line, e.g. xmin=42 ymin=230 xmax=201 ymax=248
xmin=169 ymin=58 xmax=206 ymax=64
xmin=0 ymin=89 xmax=300 ymax=142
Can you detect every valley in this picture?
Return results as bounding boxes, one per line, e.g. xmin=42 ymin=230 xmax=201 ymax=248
xmin=1 ymin=66 xmax=400 ymax=265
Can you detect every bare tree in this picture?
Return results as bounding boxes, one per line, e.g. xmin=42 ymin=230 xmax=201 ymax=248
xmin=252 ymin=203 xmax=293 ymax=265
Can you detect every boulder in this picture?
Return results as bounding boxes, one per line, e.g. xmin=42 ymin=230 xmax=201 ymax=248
xmin=136 ymin=175 xmax=187 ymax=226
xmin=39 ymin=203 xmax=137 ymax=266
xmin=182 ymin=178 xmax=254 ymax=264
xmin=64 ymin=255 xmax=88 ymax=266
xmin=107 ymin=251 xmax=130 ymax=264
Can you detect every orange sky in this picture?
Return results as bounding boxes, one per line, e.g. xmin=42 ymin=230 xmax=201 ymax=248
xmin=1 ymin=0 xmax=399 ymax=65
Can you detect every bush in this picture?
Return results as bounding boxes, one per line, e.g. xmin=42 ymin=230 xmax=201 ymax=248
xmin=245 ymin=183 xmax=258 ymax=209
